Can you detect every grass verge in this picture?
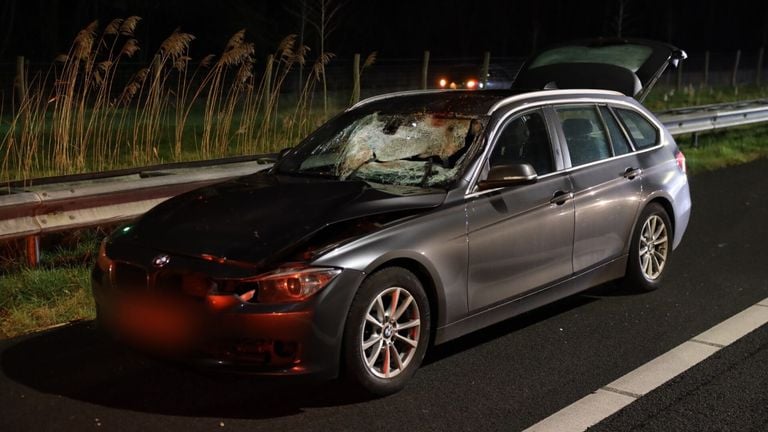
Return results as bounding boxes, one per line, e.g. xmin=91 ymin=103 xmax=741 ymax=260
xmin=0 ymin=267 xmax=94 ymax=338
xmin=644 ymin=84 xmax=768 ymax=112
xmin=679 ymin=124 xmax=768 ymax=174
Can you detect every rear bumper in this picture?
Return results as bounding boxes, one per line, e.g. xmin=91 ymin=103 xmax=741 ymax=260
xmin=92 ymin=266 xmax=364 ymax=380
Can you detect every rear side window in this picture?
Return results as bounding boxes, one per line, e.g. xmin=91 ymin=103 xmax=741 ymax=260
xmin=556 ymin=105 xmax=612 ymax=167
xmin=599 ymin=106 xmax=632 ymax=156
xmin=616 ymin=109 xmax=659 ymax=150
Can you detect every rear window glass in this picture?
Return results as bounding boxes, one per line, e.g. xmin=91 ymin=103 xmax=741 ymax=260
xmin=529 ymin=45 xmax=652 ymax=72
xmin=616 ymin=109 xmax=659 ymax=150
xmin=556 ymin=105 xmax=612 ymax=167
xmin=599 ymin=106 xmax=632 ymax=155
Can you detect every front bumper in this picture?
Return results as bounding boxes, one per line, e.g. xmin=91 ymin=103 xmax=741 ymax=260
xmin=92 ymin=263 xmax=364 ymax=380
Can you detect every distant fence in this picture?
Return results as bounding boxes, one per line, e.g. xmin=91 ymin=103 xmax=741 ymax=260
xmin=663 ymin=49 xmax=767 ymax=89
xmin=3 ymin=48 xmax=765 ymax=107
xmin=0 ymin=54 xmax=525 ymax=107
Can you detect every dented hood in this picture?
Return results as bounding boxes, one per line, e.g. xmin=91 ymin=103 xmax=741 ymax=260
xmin=121 ymin=172 xmax=445 ymax=265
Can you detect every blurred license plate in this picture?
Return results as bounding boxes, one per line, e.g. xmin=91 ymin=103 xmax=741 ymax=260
xmin=116 ymin=296 xmax=199 ymax=350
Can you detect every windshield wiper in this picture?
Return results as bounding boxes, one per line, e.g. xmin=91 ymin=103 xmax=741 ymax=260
xmin=419 ymin=158 xmax=435 ymax=188
xmin=282 ymin=165 xmax=338 ymax=179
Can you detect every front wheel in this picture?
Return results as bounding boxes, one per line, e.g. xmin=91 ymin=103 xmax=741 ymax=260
xmin=622 ymin=203 xmax=673 ymax=292
xmin=342 ymin=267 xmax=431 ymax=396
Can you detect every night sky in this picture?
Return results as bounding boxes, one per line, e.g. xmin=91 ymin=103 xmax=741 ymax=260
xmin=1 ymin=0 xmax=767 ymax=63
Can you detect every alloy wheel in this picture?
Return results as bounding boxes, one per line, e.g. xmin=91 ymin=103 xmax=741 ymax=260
xmin=639 ymin=214 xmax=669 ymax=280
xmin=359 ymin=287 xmax=421 ymax=379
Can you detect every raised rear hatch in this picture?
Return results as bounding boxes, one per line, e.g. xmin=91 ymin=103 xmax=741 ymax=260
xmin=513 ymin=38 xmax=687 ymax=101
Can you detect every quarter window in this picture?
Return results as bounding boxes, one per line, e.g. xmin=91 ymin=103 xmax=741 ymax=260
xmin=616 ymin=108 xmax=659 ymax=149
xmin=557 ymin=106 xmax=612 ymax=166
xmin=489 ymin=111 xmax=553 ymax=175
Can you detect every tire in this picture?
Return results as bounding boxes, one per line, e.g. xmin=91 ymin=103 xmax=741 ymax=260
xmin=622 ymin=203 xmax=673 ymax=292
xmin=342 ymin=267 xmax=431 ymax=396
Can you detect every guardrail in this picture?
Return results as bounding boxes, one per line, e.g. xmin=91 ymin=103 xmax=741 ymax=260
xmin=2 ymin=99 xmax=768 ymax=265
xmin=658 ymin=98 xmax=768 ymax=136
xmin=1 ymin=157 xmax=274 ymax=264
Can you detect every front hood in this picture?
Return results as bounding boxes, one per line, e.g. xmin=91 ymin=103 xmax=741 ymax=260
xmin=118 ymin=172 xmax=445 ymax=266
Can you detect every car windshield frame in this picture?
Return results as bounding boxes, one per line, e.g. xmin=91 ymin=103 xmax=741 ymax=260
xmin=274 ymin=104 xmax=491 ymax=190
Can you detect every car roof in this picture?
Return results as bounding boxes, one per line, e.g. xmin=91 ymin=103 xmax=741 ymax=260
xmin=349 ymin=90 xmax=522 ymax=116
xmin=351 ymin=88 xmax=627 ymax=116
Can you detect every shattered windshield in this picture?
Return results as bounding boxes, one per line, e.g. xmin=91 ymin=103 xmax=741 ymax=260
xmin=276 ymin=109 xmax=487 ymax=188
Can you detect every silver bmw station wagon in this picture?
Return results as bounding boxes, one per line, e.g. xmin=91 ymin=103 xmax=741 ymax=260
xmin=93 ymin=39 xmax=691 ymax=395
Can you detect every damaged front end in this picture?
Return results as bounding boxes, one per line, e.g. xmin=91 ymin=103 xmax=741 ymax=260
xmin=91 ymin=207 xmax=428 ymax=376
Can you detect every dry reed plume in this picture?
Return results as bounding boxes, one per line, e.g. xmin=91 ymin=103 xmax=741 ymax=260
xmin=1 ymin=17 xmax=348 ymax=185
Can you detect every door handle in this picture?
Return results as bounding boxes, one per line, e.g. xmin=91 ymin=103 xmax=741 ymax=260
xmin=623 ymin=167 xmax=642 ymax=180
xmin=550 ymin=190 xmax=573 ymax=205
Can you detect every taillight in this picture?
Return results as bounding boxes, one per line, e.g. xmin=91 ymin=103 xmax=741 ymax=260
xmin=675 ymin=150 xmax=686 ymax=174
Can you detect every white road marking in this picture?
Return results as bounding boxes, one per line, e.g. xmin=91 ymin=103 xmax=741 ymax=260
xmin=523 ymin=296 xmax=768 ymax=432
xmin=525 ymin=390 xmax=635 ymax=432
xmin=606 ymin=342 xmax=719 ymax=396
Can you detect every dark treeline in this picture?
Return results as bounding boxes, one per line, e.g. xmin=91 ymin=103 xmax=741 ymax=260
xmin=1 ymin=0 xmax=768 ymax=63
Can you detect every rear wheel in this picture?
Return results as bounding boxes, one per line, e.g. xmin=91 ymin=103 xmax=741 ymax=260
xmin=343 ymin=267 xmax=430 ymax=396
xmin=622 ymin=203 xmax=672 ymax=292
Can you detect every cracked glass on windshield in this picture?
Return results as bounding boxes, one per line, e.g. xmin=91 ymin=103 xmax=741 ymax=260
xmin=276 ymin=109 xmax=487 ymax=188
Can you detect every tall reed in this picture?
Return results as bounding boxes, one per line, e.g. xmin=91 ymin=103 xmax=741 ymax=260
xmin=0 ymin=17 xmax=343 ymax=184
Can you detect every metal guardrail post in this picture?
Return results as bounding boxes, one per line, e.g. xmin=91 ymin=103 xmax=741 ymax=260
xmin=351 ymin=53 xmax=361 ymax=105
xmin=481 ymin=52 xmax=491 ymax=88
xmin=25 ymin=235 xmax=39 ymax=267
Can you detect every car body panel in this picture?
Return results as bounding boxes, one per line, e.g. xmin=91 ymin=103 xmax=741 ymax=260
xmin=613 ymin=100 xmax=692 ymax=249
xmin=436 ymin=254 xmax=628 ymax=344
xmin=312 ymin=199 xmax=469 ymax=327
xmin=568 ymin=158 xmax=643 ymax=272
xmin=122 ymin=173 xmax=445 ymax=268
xmin=636 ymin=151 xmax=692 ymax=249
xmin=93 ymin=261 xmax=366 ymax=378
xmin=548 ymin=103 xmax=645 ymax=272
xmin=467 ymin=172 xmax=575 ymax=311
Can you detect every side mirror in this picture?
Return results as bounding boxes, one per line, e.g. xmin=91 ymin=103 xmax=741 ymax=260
xmin=477 ymin=163 xmax=537 ymax=191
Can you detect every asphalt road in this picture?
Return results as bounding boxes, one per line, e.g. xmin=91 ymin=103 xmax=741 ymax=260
xmin=2 ymin=158 xmax=768 ymax=432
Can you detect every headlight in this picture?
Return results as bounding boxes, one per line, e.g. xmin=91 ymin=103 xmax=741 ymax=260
xmin=234 ymin=266 xmax=342 ymax=303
